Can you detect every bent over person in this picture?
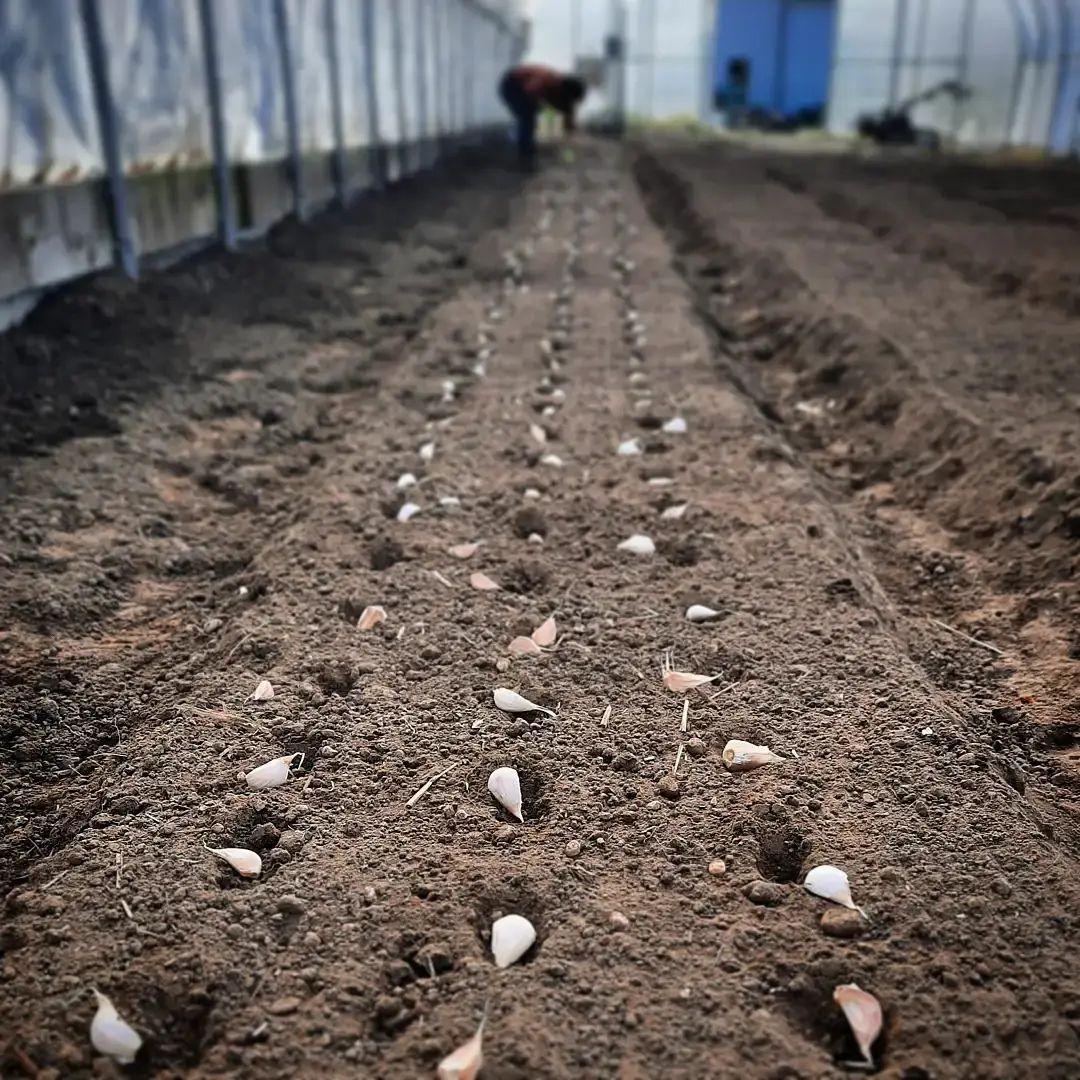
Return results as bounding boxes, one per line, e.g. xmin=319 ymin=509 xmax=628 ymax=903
xmin=499 ymin=64 xmax=586 ymax=162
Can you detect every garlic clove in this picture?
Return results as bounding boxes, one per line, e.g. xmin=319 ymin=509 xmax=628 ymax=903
xmin=804 ymin=865 xmax=868 ymax=919
xmin=662 ymin=670 xmax=722 ymax=693
xmin=531 ymin=616 xmax=557 ymax=647
xmin=419 ymin=441 xmax=436 ymax=462
xmin=244 ymin=753 xmax=301 ymax=790
xmin=647 ymin=476 xmax=674 ymax=487
xmin=509 ymin=636 xmax=542 ymax=656
xmin=491 ymin=913 xmax=536 ymax=968
xmin=523 ymin=488 xmax=541 ymax=500
xmin=208 ymin=847 xmax=262 ymax=878
xmin=527 ymin=532 xmax=544 ymax=545
xmin=686 ymin=604 xmax=721 ymax=623
xmin=833 ymin=984 xmax=883 ymax=1068
xmin=529 ymin=422 xmax=547 ymax=445
xmin=662 ymin=416 xmax=688 ymax=434
xmin=440 ymin=496 xmax=461 ymax=508
xmin=437 ymin=1019 xmax=485 ymax=1080
xmin=448 ymin=542 xmax=480 ymax=559
xmin=397 ymin=472 xmax=417 ymax=489
xmin=493 ymin=687 xmax=555 ymax=717
xmin=357 ymin=605 xmax=387 ymax=631
xmin=397 ymin=502 xmax=421 ymax=522
xmin=616 ymin=438 xmax=642 ymax=456
xmin=540 ymin=453 xmax=563 ymax=468
xmin=722 ymin=739 xmax=785 ymax=772
xmin=617 ymin=534 xmax=655 ymax=556
xmin=90 ymin=990 xmax=142 ymax=1065
xmin=488 ymin=766 xmax=524 ymax=821
xmin=250 ymin=679 xmax=274 ymax=701
xmin=470 ymin=572 xmax=500 ymax=591
xmin=661 ymin=503 xmax=688 ymax=520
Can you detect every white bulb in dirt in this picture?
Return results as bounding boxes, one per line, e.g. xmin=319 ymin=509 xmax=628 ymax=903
xmin=244 ymin=753 xmax=300 ymax=790
xmin=540 ymin=454 xmax=563 ymax=468
xmin=804 ymin=865 xmax=868 ymax=918
xmin=491 ymin=913 xmax=536 ymax=968
xmin=397 ymin=502 xmax=421 ymax=522
xmin=662 ymin=416 xmax=688 ymax=434
xmin=488 ymin=767 xmax=524 ymax=822
xmin=396 ymin=472 xmax=416 ymax=489
xmin=208 ymin=847 xmax=262 ymax=878
xmin=685 ymin=604 xmax=721 ymax=623
xmin=617 ymin=438 xmax=641 ymax=456
xmin=722 ymin=740 xmax=784 ymax=771
xmin=419 ymin=441 xmax=436 ymax=462
xmin=492 ymin=687 xmax=554 ymax=717
xmin=357 ymin=604 xmax=387 ymax=631
xmin=437 ymin=1020 xmax=485 ymax=1080
xmin=90 ymin=990 xmax=142 ymax=1065
xmin=617 ymin=534 xmax=655 ymax=556
xmin=661 ymin=503 xmax=688 ymax=519
xmin=531 ymin=616 xmax=557 ymax=647
xmin=250 ymin=679 xmax=274 ymax=701
xmin=833 ymin=984 xmax=883 ymax=1067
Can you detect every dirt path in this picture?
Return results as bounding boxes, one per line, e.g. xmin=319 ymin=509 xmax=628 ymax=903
xmin=1 ymin=140 xmax=1078 ymax=1078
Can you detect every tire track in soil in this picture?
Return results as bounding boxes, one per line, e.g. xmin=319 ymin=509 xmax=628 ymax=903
xmin=1 ymin=141 xmax=1078 ymax=1078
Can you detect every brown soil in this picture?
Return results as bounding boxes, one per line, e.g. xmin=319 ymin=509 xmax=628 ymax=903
xmin=1 ymin=138 xmax=1078 ymax=1079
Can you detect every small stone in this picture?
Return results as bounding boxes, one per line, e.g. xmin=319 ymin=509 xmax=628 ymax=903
xmin=249 ymin=823 xmax=281 ymax=851
xmin=509 ymin=719 xmax=530 ymax=738
xmin=707 ymin=859 xmax=726 ymax=876
xmin=494 ymin=824 xmax=516 ymax=842
xmin=565 ymin=839 xmax=583 ymax=858
xmin=686 ymin=738 xmax=706 ymax=758
xmin=742 ymin=880 xmax=785 ymax=906
xmin=225 ymin=923 xmax=244 ymax=940
xmin=608 ymin=911 xmax=631 ymax=932
xmin=496 ymin=658 xmax=511 ymax=673
xmin=302 ymin=931 xmax=322 ymax=948
xmin=657 ymin=775 xmax=680 ymax=800
xmin=820 ymin=908 xmax=868 ymax=939
xmin=267 ymin=996 xmax=301 ymax=1016
xmin=277 ymin=830 xmax=306 ymax=854
xmin=989 ymin=876 xmax=1013 ymax=898
xmin=276 ymin=894 xmax=306 ymax=916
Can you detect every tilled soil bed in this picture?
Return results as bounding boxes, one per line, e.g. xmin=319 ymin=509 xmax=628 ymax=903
xmin=1 ymin=139 xmax=1078 ymax=1079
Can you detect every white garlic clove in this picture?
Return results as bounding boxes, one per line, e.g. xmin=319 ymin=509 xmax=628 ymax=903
xmin=529 ymin=422 xmax=547 ymax=445
xmin=397 ymin=502 xmax=421 ymax=522
xmin=616 ymin=438 xmax=642 ymax=456
xmin=531 ymin=616 xmax=557 ymax=647
xmin=662 ymin=415 xmax=688 ymax=434
xmin=722 ymin=739 xmax=785 ymax=772
xmin=244 ymin=753 xmax=301 ymax=790
xmin=662 ymin=670 xmax=722 ymax=693
xmin=804 ymin=865 xmax=868 ymax=919
xmin=396 ymin=472 xmax=417 ymax=489
xmin=470 ymin=572 xmax=500 ymax=591
xmin=250 ymin=679 xmax=274 ymax=701
xmin=661 ymin=503 xmax=689 ymax=520
xmin=437 ymin=1019 xmax=485 ymax=1080
xmin=540 ymin=453 xmax=563 ymax=468
xmin=647 ymin=476 xmax=674 ymax=487
xmin=448 ymin=542 xmax=480 ymax=559
xmin=419 ymin=441 xmax=436 ymax=462
xmin=439 ymin=496 xmax=461 ymax=508
xmin=357 ymin=605 xmax=387 ymax=631
xmin=509 ymin=636 xmax=542 ymax=656
xmin=686 ymin=604 xmax=721 ymax=623
xmin=617 ymin=534 xmax=655 ymax=556
xmin=488 ymin=766 xmax=524 ymax=821
xmin=523 ymin=488 xmax=541 ymax=500
xmin=493 ymin=687 xmax=555 ymax=717
xmin=491 ymin=913 xmax=536 ymax=968
xmin=208 ymin=847 xmax=262 ymax=878
xmin=834 ymin=984 xmax=883 ymax=1067
xmin=90 ymin=990 xmax=142 ymax=1065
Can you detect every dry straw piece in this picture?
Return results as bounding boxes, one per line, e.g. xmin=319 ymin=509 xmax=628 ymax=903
xmin=90 ymin=989 xmax=142 ymax=1065
xmin=803 ymin=865 xmax=869 ymax=920
xmin=833 ymin=983 xmax=883 ymax=1068
xmin=208 ymin=847 xmax=262 ymax=878
xmin=357 ymin=605 xmax=387 ymax=631
xmin=488 ymin=766 xmax=524 ymax=821
xmin=618 ymin=534 xmax=655 ymax=556
xmin=244 ymin=753 xmax=302 ymax=790
xmin=470 ymin=572 xmax=500 ymax=591
xmin=722 ymin=739 xmax=785 ymax=771
xmin=491 ymin=913 xmax=537 ymax=968
xmin=250 ymin=679 xmax=274 ymax=702
xmin=437 ymin=1018 xmax=485 ymax=1080
xmin=493 ymin=687 xmax=555 ymax=717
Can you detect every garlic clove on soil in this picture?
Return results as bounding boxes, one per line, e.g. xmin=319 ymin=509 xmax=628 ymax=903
xmin=419 ymin=441 xmax=436 ymax=462
xmin=662 ymin=670 xmax=722 ymax=693
xmin=437 ymin=1018 xmax=485 ymax=1080
xmin=448 ymin=542 xmax=480 ymax=559
xmin=491 ymin=913 xmax=537 ymax=968
xmin=661 ymin=503 xmax=688 ymax=520
xmin=397 ymin=472 xmax=417 ymax=489
xmin=493 ymin=687 xmax=555 ymax=717
xmin=804 ymin=865 xmax=868 ymax=919
xmin=617 ymin=534 xmax=655 ymax=556
xmin=357 ymin=605 xmax=387 ymax=631
xmin=509 ymin=636 xmax=542 ymax=656
xmin=722 ymin=739 xmax=785 ymax=772
xmin=470 ymin=572 xmax=500 ymax=591
xmin=488 ymin=766 xmax=524 ymax=821
xmin=397 ymin=502 xmax=421 ymax=522
xmin=244 ymin=753 xmax=302 ymax=790
xmin=250 ymin=679 xmax=274 ymax=701
xmin=531 ymin=616 xmax=557 ymax=647
xmin=90 ymin=989 xmax=142 ymax=1065
xmin=662 ymin=416 xmax=688 ymax=434
xmin=833 ymin=983 xmax=883 ymax=1068
xmin=529 ymin=422 xmax=547 ymax=445
xmin=208 ymin=847 xmax=262 ymax=878
xmin=685 ymin=604 xmax=721 ymax=623
xmin=540 ymin=453 xmax=563 ymax=468
xmin=617 ymin=438 xmax=642 ymax=456
xmin=523 ymin=488 xmax=541 ymax=500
